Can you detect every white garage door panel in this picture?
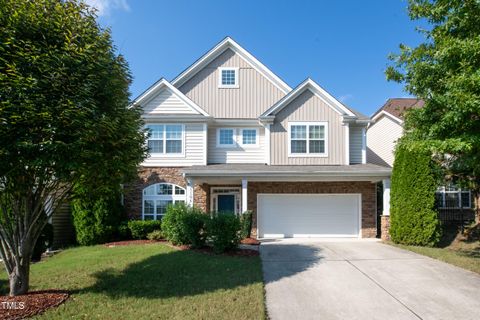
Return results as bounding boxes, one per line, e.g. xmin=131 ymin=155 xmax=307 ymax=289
xmin=258 ymin=194 xmax=360 ymax=238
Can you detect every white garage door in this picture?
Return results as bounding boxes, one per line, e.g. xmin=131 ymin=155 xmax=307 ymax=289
xmin=257 ymin=194 xmax=361 ymax=238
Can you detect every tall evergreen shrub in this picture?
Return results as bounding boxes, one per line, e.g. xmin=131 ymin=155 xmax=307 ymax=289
xmin=389 ymin=144 xmax=442 ymax=246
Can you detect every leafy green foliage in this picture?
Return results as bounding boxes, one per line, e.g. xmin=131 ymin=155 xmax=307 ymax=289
xmin=72 ymin=190 xmax=125 ymax=245
xmin=390 ymin=143 xmax=442 ymax=246
xmin=128 ymin=220 xmax=162 ymax=240
xmin=386 ymin=0 xmax=480 ymax=192
xmin=147 ymin=230 xmax=164 ymax=241
xmin=0 ymin=0 xmax=146 ymax=295
xmin=240 ymin=211 xmax=253 ymax=239
xmin=206 ymin=214 xmax=242 ymax=254
xmin=161 ymin=203 xmax=207 ymax=248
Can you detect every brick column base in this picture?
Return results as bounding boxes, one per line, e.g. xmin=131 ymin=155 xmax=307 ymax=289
xmin=381 ymin=215 xmax=391 ymax=241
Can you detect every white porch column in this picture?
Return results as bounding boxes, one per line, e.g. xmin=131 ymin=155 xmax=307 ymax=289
xmin=242 ymin=178 xmax=248 ymax=213
xmin=382 ymin=179 xmax=391 ymax=216
xmin=186 ymin=178 xmax=194 ymax=206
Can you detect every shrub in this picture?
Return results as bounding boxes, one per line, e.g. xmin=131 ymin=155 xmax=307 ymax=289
xmin=117 ymin=221 xmax=132 ymax=240
xmin=240 ymin=211 xmax=253 ymax=239
xmin=147 ymin=230 xmax=164 ymax=241
xmin=128 ymin=220 xmax=162 ymax=239
xmin=32 ymin=223 xmax=54 ymax=262
xmin=162 ymin=203 xmax=207 ymax=247
xmin=389 ymin=143 xmax=442 ymax=246
xmin=72 ymin=188 xmax=125 ymax=245
xmin=206 ymin=213 xmax=242 ymax=254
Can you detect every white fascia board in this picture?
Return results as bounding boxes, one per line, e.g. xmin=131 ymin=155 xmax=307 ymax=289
xmin=213 ymin=119 xmax=263 ymax=126
xmin=371 ymin=110 xmax=404 ymax=125
xmin=142 ymin=115 xmax=212 ymax=122
xmin=260 ymin=78 xmax=356 ymax=118
xmin=132 ymin=78 xmax=210 ymax=117
xmin=171 ymin=37 xmax=292 ymax=94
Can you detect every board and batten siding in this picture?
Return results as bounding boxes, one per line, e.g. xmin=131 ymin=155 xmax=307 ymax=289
xmin=208 ymin=126 xmax=266 ymax=164
xmin=349 ymin=126 xmax=363 ymax=164
xmin=270 ymin=90 xmax=346 ymax=165
xmin=366 ymin=115 xmax=403 ymax=167
xmin=142 ymin=123 xmax=206 ymax=166
xmin=142 ymin=88 xmax=199 ymax=115
xmin=179 ymin=49 xmax=285 ymax=118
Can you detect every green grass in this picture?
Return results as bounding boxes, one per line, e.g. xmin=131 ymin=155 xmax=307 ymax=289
xmin=0 ymin=243 xmax=265 ymax=319
xmin=388 ymin=240 xmax=480 ymax=274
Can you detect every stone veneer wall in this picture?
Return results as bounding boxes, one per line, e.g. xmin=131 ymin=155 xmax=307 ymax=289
xmin=247 ymin=181 xmax=377 ymax=238
xmin=123 ymin=167 xmax=208 ymax=219
xmin=380 ymin=215 xmax=391 ymax=241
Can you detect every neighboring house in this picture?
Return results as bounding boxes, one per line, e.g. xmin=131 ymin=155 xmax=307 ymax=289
xmin=367 ymin=99 xmax=475 ymax=239
xmin=124 ymin=37 xmax=391 ymax=239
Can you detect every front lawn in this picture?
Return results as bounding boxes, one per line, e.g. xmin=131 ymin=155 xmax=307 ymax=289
xmin=388 ymin=239 xmax=480 ymax=274
xmin=0 ymin=243 xmax=265 ymax=319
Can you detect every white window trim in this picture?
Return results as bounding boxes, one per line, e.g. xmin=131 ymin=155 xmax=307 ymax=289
xmin=288 ymin=121 xmax=329 ymax=157
xmin=142 ymin=183 xmax=187 ymax=220
xmin=216 ymin=128 xmax=236 ymax=148
xmin=239 ymin=128 xmax=259 ymax=147
xmin=146 ymin=124 xmax=186 ymax=157
xmin=218 ymin=67 xmax=239 ymax=88
xmin=436 ymin=186 xmax=472 ymax=209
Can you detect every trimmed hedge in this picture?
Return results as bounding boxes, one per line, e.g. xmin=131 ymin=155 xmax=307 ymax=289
xmin=389 ymin=144 xmax=442 ymax=246
xmin=206 ymin=213 xmax=242 ymax=254
xmin=161 ymin=203 xmax=207 ymax=248
xmin=240 ymin=211 xmax=253 ymax=239
xmin=128 ymin=220 xmax=162 ymax=240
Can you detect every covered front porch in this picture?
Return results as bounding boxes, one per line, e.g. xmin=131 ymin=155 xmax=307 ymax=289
xmin=182 ymin=164 xmax=392 ymax=238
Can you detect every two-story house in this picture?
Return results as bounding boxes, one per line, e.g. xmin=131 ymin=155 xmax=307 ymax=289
xmin=124 ymin=37 xmax=391 ymax=239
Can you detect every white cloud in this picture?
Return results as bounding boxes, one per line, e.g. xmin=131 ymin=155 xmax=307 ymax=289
xmin=84 ymin=0 xmax=130 ymax=17
xmin=338 ymin=94 xmax=353 ymax=103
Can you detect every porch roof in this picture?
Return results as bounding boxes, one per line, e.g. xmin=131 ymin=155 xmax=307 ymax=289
xmin=182 ymin=164 xmax=391 ymax=182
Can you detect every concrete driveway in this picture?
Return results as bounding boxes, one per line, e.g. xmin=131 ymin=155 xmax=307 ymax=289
xmin=260 ymin=239 xmax=480 ymax=320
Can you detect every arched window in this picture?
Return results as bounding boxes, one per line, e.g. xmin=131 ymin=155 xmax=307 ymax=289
xmin=142 ymin=183 xmax=186 ymax=220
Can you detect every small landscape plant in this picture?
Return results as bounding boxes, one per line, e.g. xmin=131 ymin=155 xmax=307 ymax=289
xmin=128 ymin=220 xmax=162 ymax=240
xmin=162 ymin=203 xmax=207 ymax=248
xmin=206 ymin=213 xmax=242 ymax=254
xmin=240 ymin=211 xmax=253 ymax=239
xmin=147 ymin=230 xmax=164 ymax=241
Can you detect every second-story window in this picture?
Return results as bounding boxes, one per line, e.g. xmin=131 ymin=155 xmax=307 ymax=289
xmin=217 ymin=128 xmax=235 ymax=147
xmin=219 ymin=67 xmax=238 ymax=88
xmin=241 ymin=128 xmax=258 ymax=145
xmin=289 ymin=122 xmax=328 ymax=156
xmin=146 ymin=124 xmax=184 ymax=155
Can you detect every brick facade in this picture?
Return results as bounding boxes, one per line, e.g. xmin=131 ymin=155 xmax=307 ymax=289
xmin=247 ymin=181 xmax=377 ymax=238
xmin=123 ymin=167 xmax=208 ymax=218
xmin=380 ymin=215 xmax=390 ymax=241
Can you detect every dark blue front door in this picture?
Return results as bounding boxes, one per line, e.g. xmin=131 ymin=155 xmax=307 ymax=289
xmin=217 ymin=195 xmax=235 ymax=214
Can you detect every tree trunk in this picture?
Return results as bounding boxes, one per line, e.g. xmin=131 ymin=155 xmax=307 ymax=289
xmin=9 ymin=261 xmax=30 ymax=296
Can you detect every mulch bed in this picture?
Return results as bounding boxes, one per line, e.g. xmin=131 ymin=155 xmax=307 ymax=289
xmin=104 ymin=239 xmax=165 ymax=247
xmin=0 ymin=290 xmax=69 ymax=320
xmin=104 ymin=239 xmax=259 ymax=257
xmin=240 ymin=237 xmax=261 ymax=245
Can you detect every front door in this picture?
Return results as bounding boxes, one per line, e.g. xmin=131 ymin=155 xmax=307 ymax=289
xmin=217 ymin=194 xmax=236 ymax=214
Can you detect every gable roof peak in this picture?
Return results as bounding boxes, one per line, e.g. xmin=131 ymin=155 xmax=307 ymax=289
xmin=260 ymin=78 xmax=365 ymax=119
xmin=171 ymin=36 xmax=292 ymax=94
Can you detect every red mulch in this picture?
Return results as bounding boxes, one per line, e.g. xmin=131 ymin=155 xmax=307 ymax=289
xmin=240 ymin=237 xmax=261 ymax=245
xmin=104 ymin=239 xmax=165 ymax=247
xmin=0 ymin=290 xmax=69 ymax=320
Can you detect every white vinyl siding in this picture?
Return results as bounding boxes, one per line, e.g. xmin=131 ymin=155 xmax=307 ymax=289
xmin=142 ymin=123 xmax=206 ymax=166
xmin=349 ymin=126 xmax=363 ymax=164
xmin=208 ymin=126 xmax=266 ymax=164
xmin=270 ymin=90 xmax=345 ymax=165
xmin=143 ymin=88 xmax=200 ymax=115
xmin=179 ymin=49 xmax=285 ymax=119
xmin=366 ymin=115 xmax=403 ymax=167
